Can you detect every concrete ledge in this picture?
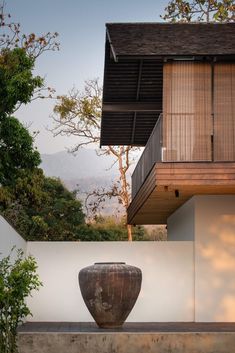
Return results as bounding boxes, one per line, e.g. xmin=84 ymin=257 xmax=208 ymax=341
xmin=18 ymin=332 xmax=235 ymax=353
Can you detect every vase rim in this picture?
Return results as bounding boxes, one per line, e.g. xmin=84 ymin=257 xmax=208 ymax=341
xmin=94 ymin=262 xmax=126 ymax=265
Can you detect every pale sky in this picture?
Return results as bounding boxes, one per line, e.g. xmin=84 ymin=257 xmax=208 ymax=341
xmin=6 ymin=0 xmax=168 ymax=154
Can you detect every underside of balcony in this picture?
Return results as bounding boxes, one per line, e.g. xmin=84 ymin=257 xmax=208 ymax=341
xmin=127 ymin=162 xmax=235 ymax=225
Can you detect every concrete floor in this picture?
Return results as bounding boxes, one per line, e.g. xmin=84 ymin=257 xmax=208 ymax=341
xmin=18 ymin=322 xmax=235 ymax=353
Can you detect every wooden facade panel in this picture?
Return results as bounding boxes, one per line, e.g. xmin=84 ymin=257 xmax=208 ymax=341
xmin=156 ymin=180 xmax=235 ymax=186
xmin=130 ymin=184 xmax=235 ymax=225
xmin=155 ymin=162 xmax=235 ymax=169
xmin=128 ymin=162 xmax=235 ymax=224
xmin=156 ymin=174 xmax=235 ymax=180
xmin=156 ymin=168 xmax=235 ymax=174
xmin=214 ymin=63 xmax=235 ymax=161
xmin=128 ymin=166 xmax=156 ymax=223
xmin=163 ymin=62 xmax=212 ymax=162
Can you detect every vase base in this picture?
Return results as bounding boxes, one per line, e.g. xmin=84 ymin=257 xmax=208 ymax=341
xmin=97 ymin=323 xmax=124 ymax=329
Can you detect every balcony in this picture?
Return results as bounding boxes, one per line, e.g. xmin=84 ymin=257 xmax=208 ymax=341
xmin=128 ymin=113 xmax=235 ymax=225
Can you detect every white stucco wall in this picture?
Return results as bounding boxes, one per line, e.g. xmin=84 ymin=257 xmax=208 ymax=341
xmin=168 ymin=195 xmax=235 ymax=322
xmin=0 ymin=215 xmax=26 ymax=259
xmin=26 ymin=241 xmax=194 ymax=322
xmin=194 ymin=195 xmax=235 ymax=322
xmin=167 ymin=198 xmax=195 ymax=241
xmin=2 ymin=194 xmax=235 ymax=323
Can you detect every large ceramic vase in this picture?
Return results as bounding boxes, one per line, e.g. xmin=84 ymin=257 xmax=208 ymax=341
xmin=78 ymin=262 xmax=142 ymax=328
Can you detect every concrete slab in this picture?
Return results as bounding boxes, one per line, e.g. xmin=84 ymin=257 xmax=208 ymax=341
xmin=18 ymin=322 xmax=235 ymax=353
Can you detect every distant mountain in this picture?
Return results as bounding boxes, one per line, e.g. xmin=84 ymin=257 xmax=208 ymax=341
xmin=41 ymin=149 xmax=119 ymax=180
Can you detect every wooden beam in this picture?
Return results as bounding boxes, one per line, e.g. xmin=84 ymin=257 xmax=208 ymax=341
xmin=131 ymin=60 xmax=143 ymax=144
xmin=131 ymin=112 xmax=137 ymax=145
xmin=102 ymin=102 xmax=162 ymax=112
xmin=106 ymin=29 xmax=118 ymax=62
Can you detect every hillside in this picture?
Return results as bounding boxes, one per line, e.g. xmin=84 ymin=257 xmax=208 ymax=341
xmin=40 ymin=149 xmax=132 ymax=216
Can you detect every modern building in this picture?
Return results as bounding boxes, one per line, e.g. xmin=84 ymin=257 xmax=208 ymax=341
xmin=101 ymin=23 xmax=235 ymax=227
xmin=101 ymin=23 xmax=235 ymax=323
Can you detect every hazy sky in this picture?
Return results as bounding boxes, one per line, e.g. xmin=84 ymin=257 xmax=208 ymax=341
xmin=6 ymin=0 xmax=168 ymax=154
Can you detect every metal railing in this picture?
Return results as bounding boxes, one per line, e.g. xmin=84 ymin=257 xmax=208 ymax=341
xmin=132 ymin=114 xmax=163 ymax=198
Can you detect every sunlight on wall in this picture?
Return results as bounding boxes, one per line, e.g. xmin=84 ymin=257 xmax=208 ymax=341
xmin=215 ymin=295 xmax=235 ymax=321
xmin=195 ymin=196 xmax=235 ymax=322
xmin=199 ymin=215 xmax=235 ymax=271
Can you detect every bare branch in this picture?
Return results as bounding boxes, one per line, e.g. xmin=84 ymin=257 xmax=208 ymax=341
xmin=0 ymin=2 xmax=60 ymax=56
xmin=161 ymin=0 xmax=235 ymax=23
xmin=50 ymin=79 xmax=138 ymax=240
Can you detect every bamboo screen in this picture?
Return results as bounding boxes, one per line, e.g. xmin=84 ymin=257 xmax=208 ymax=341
xmin=163 ymin=62 xmax=212 ymax=162
xmin=214 ymin=63 xmax=235 ymax=161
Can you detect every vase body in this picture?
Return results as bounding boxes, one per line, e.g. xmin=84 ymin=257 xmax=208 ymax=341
xmin=78 ymin=262 xmax=142 ymax=328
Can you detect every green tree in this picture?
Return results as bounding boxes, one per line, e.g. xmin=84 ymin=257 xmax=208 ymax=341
xmin=162 ymin=0 xmax=235 ymax=23
xmin=0 ymin=3 xmax=58 ymax=185
xmin=0 ymin=170 xmax=85 ymax=241
xmin=77 ymin=216 xmax=145 ymax=241
xmin=0 ymin=2 xmax=59 ymax=117
xmin=0 ymin=3 xmax=89 ymax=242
xmin=0 ymin=48 xmax=43 ymax=117
xmin=0 ymin=249 xmax=42 ymax=353
xmin=0 ymin=116 xmax=41 ymax=186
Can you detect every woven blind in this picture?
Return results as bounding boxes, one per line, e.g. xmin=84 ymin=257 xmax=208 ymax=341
xmin=163 ymin=62 xmax=212 ymax=162
xmin=214 ymin=63 xmax=235 ymax=161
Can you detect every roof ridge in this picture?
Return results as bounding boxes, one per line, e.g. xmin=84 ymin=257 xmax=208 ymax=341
xmin=106 ymin=22 xmax=234 ymax=26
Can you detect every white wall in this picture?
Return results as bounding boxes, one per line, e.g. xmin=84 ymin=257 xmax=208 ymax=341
xmin=167 ymin=198 xmax=195 ymax=241
xmin=27 ymin=241 xmax=194 ymax=322
xmin=194 ymin=195 xmax=235 ymax=322
xmin=0 ymin=215 xmax=26 ymax=259
xmin=168 ymin=195 xmax=235 ymax=322
xmin=3 ymin=195 xmax=235 ymax=323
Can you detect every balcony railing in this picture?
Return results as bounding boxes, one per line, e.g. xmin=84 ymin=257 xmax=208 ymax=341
xmin=132 ymin=112 xmax=215 ymax=199
xmin=132 ymin=114 xmax=163 ymax=198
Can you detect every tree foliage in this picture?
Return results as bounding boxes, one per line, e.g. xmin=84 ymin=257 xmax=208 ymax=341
xmin=0 ymin=47 xmax=42 ymax=187
xmin=0 ymin=3 xmax=58 ymax=187
xmin=0 ymin=48 xmax=43 ymax=117
xmin=0 ymin=116 xmax=41 ymax=185
xmin=0 ymin=1 xmax=58 ymax=118
xmin=0 ymin=2 xmax=59 ymax=58
xmin=0 ymin=170 xmax=85 ymax=241
xmin=162 ymin=0 xmax=235 ymax=23
xmin=0 ymin=249 xmax=42 ymax=353
xmin=0 ymin=3 xmax=106 ymax=242
xmin=1 ymin=169 xmax=147 ymax=241
xmin=78 ymin=216 xmax=145 ymax=241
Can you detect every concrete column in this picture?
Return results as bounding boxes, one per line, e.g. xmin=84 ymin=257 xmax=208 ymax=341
xmin=167 ymin=197 xmax=195 ymax=241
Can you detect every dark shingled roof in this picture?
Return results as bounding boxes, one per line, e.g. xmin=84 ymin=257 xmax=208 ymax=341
xmin=107 ymin=23 xmax=235 ymax=57
xmin=101 ymin=23 xmax=235 ymax=146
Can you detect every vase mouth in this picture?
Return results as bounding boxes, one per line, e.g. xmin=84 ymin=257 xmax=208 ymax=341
xmin=94 ymin=262 xmax=126 ymax=265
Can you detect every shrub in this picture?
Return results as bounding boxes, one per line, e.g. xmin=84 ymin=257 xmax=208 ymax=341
xmin=0 ymin=249 xmax=42 ymax=353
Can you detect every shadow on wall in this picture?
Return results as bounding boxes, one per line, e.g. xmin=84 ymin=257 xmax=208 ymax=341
xmin=197 ymin=214 xmax=235 ymax=321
